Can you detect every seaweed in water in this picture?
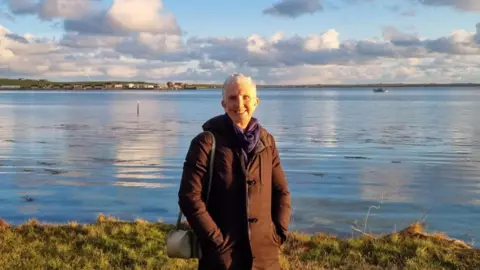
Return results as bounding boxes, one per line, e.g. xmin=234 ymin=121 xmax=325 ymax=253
xmin=91 ymin=158 xmax=134 ymax=163
xmin=68 ymin=144 xmax=84 ymax=148
xmin=56 ymin=124 xmax=90 ymax=131
xmin=44 ymin=169 xmax=65 ymax=175
xmin=21 ymin=196 xmax=34 ymax=202
xmin=38 ymin=161 xmax=57 ymax=166
xmin=344 ymin=156 xmax=371 ymax=160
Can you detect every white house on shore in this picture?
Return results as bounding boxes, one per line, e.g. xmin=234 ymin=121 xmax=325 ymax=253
xmin=126 ymin=83 xmax=156 ymax=89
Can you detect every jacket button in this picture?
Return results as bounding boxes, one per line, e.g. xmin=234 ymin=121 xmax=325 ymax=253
xmin=248 ymin=218 xmax=258 ymax=223
xmin=247 ymin=180 xmax=256 ymax=185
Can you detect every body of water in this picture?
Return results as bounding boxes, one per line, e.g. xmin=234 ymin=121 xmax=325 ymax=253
xmin=0 ymin=87 xmax=479 ymax=246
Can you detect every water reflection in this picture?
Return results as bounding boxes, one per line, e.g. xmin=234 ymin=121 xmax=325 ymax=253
xmin=0 ymin=113 xmax=14 ymax=159
xmin=110 ymin=98 xmax=181 ymax=181
xmin=310 ymin=91 xmax=338 ymax=148
xmin=0 ymin=89 xmax=479 ymax=246
xmin=357 ymin=163 xmax=414 ymax=203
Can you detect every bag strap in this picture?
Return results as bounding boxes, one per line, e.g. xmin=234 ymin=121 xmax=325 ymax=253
xmin=176 ymin=131 xmax=216 ymax=228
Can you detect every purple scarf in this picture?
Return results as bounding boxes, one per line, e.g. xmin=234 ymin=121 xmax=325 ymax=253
xmin=224 ymin=114 xmax=261 ymax=165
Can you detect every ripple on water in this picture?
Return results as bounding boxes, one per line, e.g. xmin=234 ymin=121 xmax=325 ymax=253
xmin=1 ymin=88 xmax=480 ymax=246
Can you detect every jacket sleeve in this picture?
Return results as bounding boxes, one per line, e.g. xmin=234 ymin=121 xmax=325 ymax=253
xmin=271 ymin=136 xmax=292 ymax=243
xmin=178 ymin=132 xmax=224 ymax=249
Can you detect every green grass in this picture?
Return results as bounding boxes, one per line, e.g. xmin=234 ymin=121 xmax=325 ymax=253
xmin=0 ymin=78 xmax=51 ymax=87
xmin=0 ymin=216 xmax=478 ymax=270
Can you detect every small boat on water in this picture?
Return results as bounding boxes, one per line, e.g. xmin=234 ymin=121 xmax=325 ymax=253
xmin=373 ymin=88 xmax=388 ymax=93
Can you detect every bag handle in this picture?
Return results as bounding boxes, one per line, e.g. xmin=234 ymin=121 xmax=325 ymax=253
xmin=176 ymin=131 xmax=216 ymax=228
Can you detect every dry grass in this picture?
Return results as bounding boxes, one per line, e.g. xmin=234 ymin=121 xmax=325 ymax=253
xmin=279 ymin=222 xmax=479 ymax=270
xmin=0 ymin=217 xmax=478 ymax=270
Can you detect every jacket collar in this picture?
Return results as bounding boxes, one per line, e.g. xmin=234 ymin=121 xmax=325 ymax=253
xmin=202 ymin=114 xmax=272 ymax=152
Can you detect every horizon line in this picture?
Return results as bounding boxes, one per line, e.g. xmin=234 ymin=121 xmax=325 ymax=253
xmin=1 ymin=78 xmax=480 ymax=87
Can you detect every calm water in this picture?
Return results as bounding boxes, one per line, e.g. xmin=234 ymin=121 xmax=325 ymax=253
xmin=0 ymin=88 xmax=479 ymax=245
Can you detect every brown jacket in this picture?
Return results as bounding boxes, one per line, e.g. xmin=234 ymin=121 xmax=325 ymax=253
xmin=178 ymin=115 xmax=291 ymax=270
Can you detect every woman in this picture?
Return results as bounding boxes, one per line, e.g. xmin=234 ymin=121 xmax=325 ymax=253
xmin=178 ymin=73 xmax=291 ymax=270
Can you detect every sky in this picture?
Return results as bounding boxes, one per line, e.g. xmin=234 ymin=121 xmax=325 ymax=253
xmin=0 ymin=0 xmax=479 ymax=84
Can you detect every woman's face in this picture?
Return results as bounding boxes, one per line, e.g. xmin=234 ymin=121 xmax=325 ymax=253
xmin=221 ymin=82 xmax=259 ymax=130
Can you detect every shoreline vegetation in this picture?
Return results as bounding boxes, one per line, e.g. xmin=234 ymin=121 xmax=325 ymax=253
xmin=1 ymin=78 xmax=480 ymax=91
xmin=0 ymin=215 xmax=478 ymax=269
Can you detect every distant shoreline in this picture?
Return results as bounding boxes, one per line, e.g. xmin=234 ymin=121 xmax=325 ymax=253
xmin=1 ymin=77 xmax=479 ymax=91
xmin=259 ymin=83 xmax=480 ymax=88
xmin=0 ymin=84 xmax=479 ymax=91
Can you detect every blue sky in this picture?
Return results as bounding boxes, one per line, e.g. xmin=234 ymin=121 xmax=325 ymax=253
xmin=168 ymin=0 xmax=479 ymax=39
xmin=0 ymin=0 xmax=479 ymax=84
xmin=2 ymin=0 xmax=479 ymax=39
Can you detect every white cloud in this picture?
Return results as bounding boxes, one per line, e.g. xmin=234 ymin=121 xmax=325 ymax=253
xmin=425 ymin=30 xmax=479 ymax=55
xmin=107 ymin=0 xmax=176 ymax=33
xmin=247 ymin=34 xmax=270 ymax=54
xmin=0 ymin=24 xmax=9 ymax=35
xmin=64 ymin=0 xmax=181 ymax=35
xmin=114 ymin=33 xmax=195 ymax=62
xmin=60 ymin=33 xmax=124 ymax=48
xmin=1 ymin=19 xmax=480 ymax=84
xmin=8 ymin=59 xmax=49 ymax=74
xmin=144 ymin=65 xmax=190 ymax=79
xmin=1 ymin=28 xmax=58 ymax=57
xmin=105 ymin=66 xmax=137 ymax=78
xmin=131 ymin=33 xmax=182 ymax=52
xmin=382 ymin=27 xmax=420 ymax=44
xmin=382 ymin=26 xmax=480 ymax=55
xmin=408 ymin=57 xmax=420 ymax=66
xmin=0 ymin=44 xmax=15 ymax=60
xmin=303 ymin=30 xmax=340 ymax=51
xmin=198 ymin=59 xmax=223 ymax=70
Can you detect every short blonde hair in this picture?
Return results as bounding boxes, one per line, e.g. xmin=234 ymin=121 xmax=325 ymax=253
xmin=222 ymin=73 xmax=257 ymax=99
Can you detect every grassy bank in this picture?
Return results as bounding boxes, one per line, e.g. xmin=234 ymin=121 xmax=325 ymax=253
xmin=0 ymin=215 xmax=478 ymax=270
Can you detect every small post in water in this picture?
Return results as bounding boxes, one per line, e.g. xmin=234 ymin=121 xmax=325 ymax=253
xmin=137 ymin=101 xmax=140 ymax=116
